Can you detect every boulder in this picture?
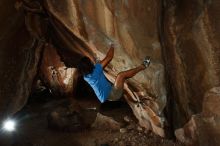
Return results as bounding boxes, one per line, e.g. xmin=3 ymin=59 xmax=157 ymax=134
xmin=175 ymin=87 xmax=220 ymax=146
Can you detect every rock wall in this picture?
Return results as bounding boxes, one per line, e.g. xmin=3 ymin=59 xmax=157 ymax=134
xmin=40 ymin=43 xmax=77 ymax=97
xmin=45 ymin=0 xmax=167 ymax=136
xmin=0 ymin=0 xmax=167 ymax=137
xmin=162 ymin=0 xmax=220 ymax=145
xmin=0 ymin=0 xmax=44 ymax=120
xmin=0 ymin=0 xmax=220 ymax=144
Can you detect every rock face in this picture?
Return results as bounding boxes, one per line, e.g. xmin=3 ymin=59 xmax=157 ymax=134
xmin=0 ymin=0 xmax=44 ymax=120
xmin=40 ymin=43 xmax=78 ymax=97
xmin=162 ymin=0 xmax=220 ymax=145
xmin=45 ymin=0 xmax=166 ymax=136
xmin=175 ymin=87 xmax=220 ymax=146
xmin=0 ymin=0 xmax=220 ymax=144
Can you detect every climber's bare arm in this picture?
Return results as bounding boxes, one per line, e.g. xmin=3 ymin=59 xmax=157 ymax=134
xmin=100 ymin=44 xmax=114 ymax=69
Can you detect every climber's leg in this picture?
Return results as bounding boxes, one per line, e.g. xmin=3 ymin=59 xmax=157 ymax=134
xmin=108 ymin=56 xmax=151 ymax=101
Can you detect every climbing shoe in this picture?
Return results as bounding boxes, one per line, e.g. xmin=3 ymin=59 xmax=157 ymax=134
xmin=143 ymin=56 xmax=151 ymax=68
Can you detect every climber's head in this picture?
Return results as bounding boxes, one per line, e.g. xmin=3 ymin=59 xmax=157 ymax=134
xmin=77 ymin=56 xmax=94 ymax=76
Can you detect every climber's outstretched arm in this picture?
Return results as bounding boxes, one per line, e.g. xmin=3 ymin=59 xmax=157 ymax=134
xmin=100 ymin=44 xmax=114 ymax=69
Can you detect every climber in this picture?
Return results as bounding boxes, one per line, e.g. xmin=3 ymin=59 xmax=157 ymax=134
xmin=77 ymin=44 xmax=151 ymax=103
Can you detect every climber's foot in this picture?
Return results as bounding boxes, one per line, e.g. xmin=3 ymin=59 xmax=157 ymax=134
xmin=143 ymin=56 xmax=151 ymax=68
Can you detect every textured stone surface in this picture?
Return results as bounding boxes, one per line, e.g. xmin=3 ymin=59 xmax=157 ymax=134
xmin=92 ymin=113 xmax=121 ymax=131
xmin=162 ymin=0 xmax=220 ymax=126
xmin=0 ymin=0 xmax=220 ymax=143
xmin=40 ymin=43 xmax=78 ymax=97
xmin=0 ymin=1 xmax=166 ymax=137
xmin=0 ymin=0 xmax=44 ymax=120
xmin=44 ymin=0 xmax=166 ymax=136
xmin=175 ymin=87 xmax=220 ymax=146
xmin=47 ymin=105 xmax=85 ymax=132
xmin=162 ymin=0 xmax=220 ymax=145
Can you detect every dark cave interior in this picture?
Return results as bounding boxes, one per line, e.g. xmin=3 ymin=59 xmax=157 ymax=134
xmin=0 ymin=0 xmax=220 ymax=146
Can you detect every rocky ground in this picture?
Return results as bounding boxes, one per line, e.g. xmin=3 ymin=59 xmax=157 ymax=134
xmin=0 ymin=90 xmax=184 ymax=146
